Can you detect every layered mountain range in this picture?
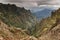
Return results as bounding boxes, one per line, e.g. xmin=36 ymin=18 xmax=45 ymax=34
xmin=0 ymin=3 xmax=60 ymax=40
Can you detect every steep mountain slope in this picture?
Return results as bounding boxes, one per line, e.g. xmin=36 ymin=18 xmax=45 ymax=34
xmin=39 ymin=23 xmax=60 ymax=40
xmin=1 ymin=3 xmax=60 ymax=40
xmin=0 ymin=20 xmax=28 ymax=40
xmin=35 ymin=8 xmax=60 ymax=37
xmin=0 ymin=3 xmax=37 ymax=35
xmin=0 ymin=20 xmax=38 ymax=40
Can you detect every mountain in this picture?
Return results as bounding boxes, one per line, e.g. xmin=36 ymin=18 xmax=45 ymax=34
xmin=0 ymin=20 xmax=38 ymax=40
xmin=31 ymin=8 xmax=55 ymax=19
xmin=39 ymin=24 xmax=60 ymax=40
xmin=0 ymin=3 xmax=60 ymax=40
xmin=0 ymin=20 xmax=28 ymax=40
xmin=0 ymin=3 xmax=38 ymax=40
xmin=0 ymin=3 xmax=37 ymax=35
xmin=35 ymin=8 xmax=60 ymax=38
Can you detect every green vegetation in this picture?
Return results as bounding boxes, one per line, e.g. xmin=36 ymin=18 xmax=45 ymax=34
xmin=34 ymin=8 xmax=60 ymax=37
xmin=0 ymin=3 xmax=36 ymax=36
xmin=1 ymin=3 xmax=60 ymax=38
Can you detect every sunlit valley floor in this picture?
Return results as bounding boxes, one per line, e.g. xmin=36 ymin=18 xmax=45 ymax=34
xmin=0 ymin=3 xmax=60 ymax=40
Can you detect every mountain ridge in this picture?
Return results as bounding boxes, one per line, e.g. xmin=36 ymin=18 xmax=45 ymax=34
xmin=0 ymin=3 xmax=37 ymax=34
xmin=31 ymin=8 xmax=55 ymax=19
xmin=0 ymin=3 xmax=60 ymax=40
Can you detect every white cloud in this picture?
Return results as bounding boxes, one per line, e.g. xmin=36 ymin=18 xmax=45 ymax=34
xmin=39 ymin=5 xmax=60 ymax=8
xmin=30 ymin=5 xmax=60 ymax=13
xmin=39 ymin=5 xmax=60 ymax=10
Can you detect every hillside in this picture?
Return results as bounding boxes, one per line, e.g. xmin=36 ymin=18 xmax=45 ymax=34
xmin=39 ymin=24 xmax=60 ymax=40
xmin=0 ymin=3 xmax=60 ymax=40
xmin=0 ymin=3 xmax=37 ymax=35
xmin=35 ymin=8 xmax=60 ymax=37
xmin=0 ymin=20 xmax=38 ymax=40
xmin=0 ymin=20 xmax=27 ymax=40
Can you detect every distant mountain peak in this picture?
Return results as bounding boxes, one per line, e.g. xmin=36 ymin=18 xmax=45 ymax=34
xmin=31 ymin=8 xmax=54 ymax=20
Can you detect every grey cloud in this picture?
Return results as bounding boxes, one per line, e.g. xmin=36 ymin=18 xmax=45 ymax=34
xmin=1 ymin=0 xmax=60 ymax=5
xmin=0 ymin=0 xmax=60 ymax=9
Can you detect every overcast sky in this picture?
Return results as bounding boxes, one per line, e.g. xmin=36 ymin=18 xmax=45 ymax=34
xmin=0 ymin=0 xmax=60 ymax=10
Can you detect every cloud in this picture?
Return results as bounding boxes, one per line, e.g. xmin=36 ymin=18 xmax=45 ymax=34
xmin=2 ymin=0 xmax=60 ymax=5
xmin=0 ymin=0 xmax=38 ymax=8
xmin=0 ymin=0 xmax=60 ymax=10
xmin=30 ymin=5 xmax=60 ymax=13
